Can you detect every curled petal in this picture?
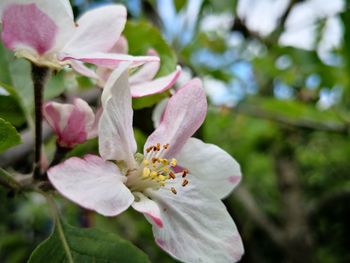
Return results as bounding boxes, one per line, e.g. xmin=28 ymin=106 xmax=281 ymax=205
xmin=152 ymin=98 xmax=169 ymax=128
xmin=149 ymin=175 xmax=244 ymax=262
xmin=48 ymin=155 xmax=134 ymax=217
xmin=145 ymin=78 xmax=207 ymax=158
xmin=130 ymin=65 xmax=181 ymax=98
xmin=129 ymin=49 xmax=160 ymax=84
xmin=176 ymin=137 xmax=242 ymax=199
xmin=99 ymin=62 xmax=137 ymax=167
xmin=70 ymin=60 xmax=99 ymax=80
xmin=62 ymin=5 xmax=126 ymax=55
xmin=58 ymin=52 xmax=159 ymax=68
xmin=132 ymin=193 xmax=163 ymax=228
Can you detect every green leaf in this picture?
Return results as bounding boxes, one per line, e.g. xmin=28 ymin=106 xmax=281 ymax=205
xmin=28 ymin=220 xmax=150 ymax=263
xmin=0 ymin=81 xmax=26 ymax=126
xmin=0 ymin=118 xmax=21 ymax=153
xmin=124 ymin=21 xmax=177 ymax=77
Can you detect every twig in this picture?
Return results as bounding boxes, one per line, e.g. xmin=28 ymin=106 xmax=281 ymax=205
xmin=31 ymin=64 xmax=50 ymax=180
xmin=233 ymin=185 xmax=285 ymax=246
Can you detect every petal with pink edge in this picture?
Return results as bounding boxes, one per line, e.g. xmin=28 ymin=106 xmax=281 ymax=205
xmin=145 ymin=78 xmax=207 ymax=158
xmin=62 ymin=5 xmax=126 ymax=55
xmin=149 ymin=175 xmax=244 ymax=263
xmin=0 ymin=0 xmax=75 ymax=52
xmin=1 ymin=3 xmax=58 ymax=55
xmin=152 ymin=98 xmax=169 ymax=128
xmin=110 ymin=35 xmax=129 ymax=54
xmin=176 ymin=137 xmax=242 ymax=199
xmin=129 ymin=49 xmax=160 ymax=85
xmin=132 ymin=193 xmax=163 ymax=228
xmin=70 ymin=60 xmax=99 ymax=80
xmin=60 ymin=98 xmax=95 ymax=148
xmin=43 ymin=101 xmax=74 ymax=136
xmin=59 ymin=52 xmax=160 ymax=68
xmin=130 ymin=65 xmax=181 ymax=98
xmin=48 ymin=155 xmax=134 ymax=217
xmin=99 ymin=62 xmax=137 ymax=167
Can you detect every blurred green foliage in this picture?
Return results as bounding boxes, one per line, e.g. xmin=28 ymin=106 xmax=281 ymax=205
xmin=1 ymin=0 xmax=350 ymax=262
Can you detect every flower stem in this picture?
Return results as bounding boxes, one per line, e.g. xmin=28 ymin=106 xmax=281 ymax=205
xmin=31 ymin=64 xmax=50 ymax=180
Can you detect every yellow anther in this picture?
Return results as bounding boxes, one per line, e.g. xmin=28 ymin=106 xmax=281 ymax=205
xmin=158 ymin=175 xmax=166 ymax=181
xmin=143 ymin=159 xmax=149 ymax=166
xmin=163 ymin=167 xmax=170 ymax=173
xmin=160 ymin=181 xmax=165 ymax=187
xmin=162 ymin=159 xmax=169 ymax=165
xmin=170 ymin=158 xmax=177 ymax=167
xmin=143 ymin=167 xmax=150 ymax=178
xmin=150 ymin=171 xmax=158 ymax=178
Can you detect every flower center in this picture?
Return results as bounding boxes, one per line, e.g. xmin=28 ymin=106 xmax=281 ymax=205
xmin=126 ymin=143 xmax=189 ymax=195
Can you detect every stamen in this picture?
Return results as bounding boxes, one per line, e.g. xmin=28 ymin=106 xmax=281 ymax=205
xmin=170 ymin=159 xmax=177 ymax=167
xmin=169 ymin=172 xmax=176 ymax=179
xmin=143 ymin=167 xmax=150 ymax=178
xmin=182 ymin=169 xmax=188 ymax=178
xmin=171 ymin=187 xmax=177 ymax=195
xmin=182 ymin=179 xmax=189 ymax=187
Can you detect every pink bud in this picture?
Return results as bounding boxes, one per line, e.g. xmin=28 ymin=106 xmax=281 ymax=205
xmin=43 ymin=98 xmax=100 ymax=148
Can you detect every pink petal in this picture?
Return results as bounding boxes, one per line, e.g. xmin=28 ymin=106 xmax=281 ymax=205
xmin=110 ymin=35 xmax=129 ymax=54
xmin=132 ymin=193 xmax=163 ymax=228
xmin=99 ymin=62 xmax=137 ymax=167
xmin=43 ymin=101 xmax=74 ymax=136
xmin=129 ymin=49 xmax=160 ymax=85
xmin=48 ymin=155 xmax=134 ymax=217
xmin=43 ymin=99 xmax=96 ymax=148
xmin=59 ymin=52 xmax=160 ymax=68
xmin=176 ymin=138 xmax=242 ymax=199
xmin=1 ymin=3 xmax=58 ymax=55
xmin=70 ymin=60 xmax=99 ymax=80
xmin=130 ymin=65 xmax=181 ymax=98
xmin=145 ymin=78 xmax=207 ymax=158
xmin=152 ymin=98 xmax=169 ymax=128
xmin=0 ymin=1 xmax=75 ymax=52
xmin=149 ymin=175 xmax=244 ymax=262
xmin=62 ymin=5 xmax=126 ymax=55
xmin=60 ymin=98 xmax=95 ymax=148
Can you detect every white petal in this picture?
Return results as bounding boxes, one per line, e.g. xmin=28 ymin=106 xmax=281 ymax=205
xmin=145 ymin=78 xmax=207 ymax=158
xmin=152 ymin=98 xmax=169 ymax=128
xmin=59 ymin=52 xmax=159 ymax=68
xmin=130 ymin=65 xmax=181 ymax=98
xmin=129 ymin=49 xmax=160 ymax=84
xmin=176 ymin=137 xmax=242 ymax=199
xmin=148 ymin=175 xmax=244 ymax=262
xmin=48 ymin=155 xmax=134 ymax=217
xmin=70 ymin=60 xmax=99 ymax=79
xmin=132 ymin=192 xmax=163 ymax=228
xmin=99 ymin=62 xmax=137 ymax=167
xmin=62 ymin=5 xmax=126 ymax=55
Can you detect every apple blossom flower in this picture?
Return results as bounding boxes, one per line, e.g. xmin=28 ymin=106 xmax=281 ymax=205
xmin=48 ymin=63 xmax=244 ymax=262
xmin=77 ymin=36 xmax=182 ymax=98
xmin=43 ymin=98 xmax=100 ymax=148
xmin=0 ymin=1 xmax=158 ymax=69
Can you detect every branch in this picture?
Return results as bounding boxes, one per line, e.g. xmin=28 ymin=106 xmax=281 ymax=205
xmin=233 ymin=185 xmax=285 ymax=246
xmin=234 ymin=103 xmax=349 ymax=134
